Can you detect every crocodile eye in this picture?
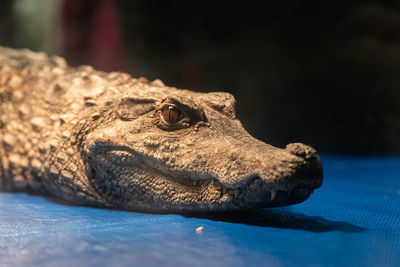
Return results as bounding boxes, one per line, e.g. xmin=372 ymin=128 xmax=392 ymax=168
xmin=161 ymin=105 xmax=182 ymax=124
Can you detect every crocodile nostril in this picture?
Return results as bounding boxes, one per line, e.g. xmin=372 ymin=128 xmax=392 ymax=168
xmin=285 ymin=143 xmax=317 ymax=160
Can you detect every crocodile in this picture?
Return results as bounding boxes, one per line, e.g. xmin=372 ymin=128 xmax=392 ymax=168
xmin=0 ymin=47 xmax=323 ymax=213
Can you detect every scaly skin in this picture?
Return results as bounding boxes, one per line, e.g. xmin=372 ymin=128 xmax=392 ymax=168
xmin=0 ymin=47 xmax=323 ymax=213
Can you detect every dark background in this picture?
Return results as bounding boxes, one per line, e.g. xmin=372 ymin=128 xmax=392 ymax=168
xmin=1 ymin=0 xmax=400 ymax=155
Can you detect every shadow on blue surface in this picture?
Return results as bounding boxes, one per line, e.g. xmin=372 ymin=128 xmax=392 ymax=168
xmin=39 ymin=191 xmax=366 ymax=233
xmin=183 ymin=209 xmax=366 ymax=233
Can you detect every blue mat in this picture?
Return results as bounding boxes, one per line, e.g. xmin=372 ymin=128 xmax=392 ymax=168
xmin=1 ymin=156 xmax=399 ymax=267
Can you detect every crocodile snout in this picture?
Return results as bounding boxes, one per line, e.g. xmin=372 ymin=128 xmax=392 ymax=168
xmin=285 ymin=142 xmax=323 ymax=189
xmin=258 ymin=142 xmax=324 ymax=207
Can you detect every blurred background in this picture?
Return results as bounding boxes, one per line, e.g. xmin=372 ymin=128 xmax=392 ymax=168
xmin=1 ymin=0 xmax=400 ymax=155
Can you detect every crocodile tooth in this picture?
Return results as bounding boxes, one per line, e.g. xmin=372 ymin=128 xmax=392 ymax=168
xmin=270 ymin=190 xmax=277 ymax=201
xmin=221 ymin=186 xmax=227 ymax=195
xmin=234 ymin=189 xmax=240 ymax=198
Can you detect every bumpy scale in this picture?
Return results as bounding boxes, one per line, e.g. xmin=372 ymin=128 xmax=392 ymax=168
xmin=0 ymin=47 xmax=323 ymax=213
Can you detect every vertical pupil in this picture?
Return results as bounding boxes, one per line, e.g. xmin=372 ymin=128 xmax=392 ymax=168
xmin=168 ymin=106 xmax=174 ymax=122
xmin=163 ymin=105 xmax=181 ymax=123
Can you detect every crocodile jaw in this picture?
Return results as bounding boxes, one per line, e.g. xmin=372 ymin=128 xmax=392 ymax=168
xmin=85 ymin=142 xmax=323 ymax=212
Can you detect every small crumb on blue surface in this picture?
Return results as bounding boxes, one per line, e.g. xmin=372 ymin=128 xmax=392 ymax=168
xmin=195 ymin=226 xmax=204 ymax=233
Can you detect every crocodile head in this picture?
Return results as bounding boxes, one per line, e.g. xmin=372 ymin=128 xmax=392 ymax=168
xmin=85 ymin=90 xmax=323 ymax=213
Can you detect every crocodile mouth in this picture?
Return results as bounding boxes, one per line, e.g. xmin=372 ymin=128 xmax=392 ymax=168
xmin=220 ymin=174 xmax=320 ymax=209
xmin=264 ymin=183 xmax=317 ymax=207
xmin=87 ymin=145 xmax=321 ymax=212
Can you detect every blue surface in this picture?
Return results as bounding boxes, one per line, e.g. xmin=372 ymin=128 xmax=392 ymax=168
xmin=1 ymin=156 xmax=400 ymax=267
